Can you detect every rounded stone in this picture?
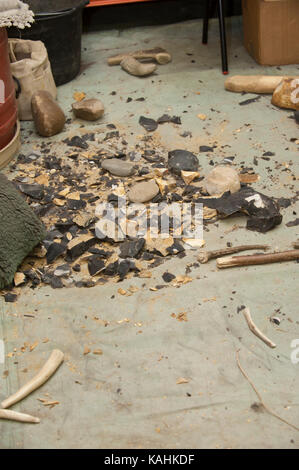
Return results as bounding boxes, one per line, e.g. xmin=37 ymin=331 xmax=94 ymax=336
xmin=72 ymin=99 xmax=105 ymax=121
xmin=128 ymin=180 xmax=159 ymax=203
xmin=204 ymin=166 xmax=240 ymax=196
xmin=31 ymin=91 xmax=65 ymax=137
xmin=168 ymin=150 xmax=199 ymax=175
xmin=102 ymin=158 xmax=135 ymax=177
xmin=271 ymin=78 xmax=299 ymax=111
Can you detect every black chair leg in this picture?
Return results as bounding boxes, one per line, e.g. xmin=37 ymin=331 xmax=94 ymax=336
xmin=202 ymin=0 xmax=217 ymax=44
xmin=202 ymin=0 xmax=210 ymax=44
xmin=202 ymin=0 xmax=229 ymax=74
xmin=217 ymin=0 xmax=228 ymax=74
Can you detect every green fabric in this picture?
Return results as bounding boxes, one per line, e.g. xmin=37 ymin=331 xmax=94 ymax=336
xmin=0 ymin=173 xmax=46 ymax=289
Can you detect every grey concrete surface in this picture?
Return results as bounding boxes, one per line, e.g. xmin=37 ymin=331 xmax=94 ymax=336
xmin=0 ymin=17 xmax=298 ymax=449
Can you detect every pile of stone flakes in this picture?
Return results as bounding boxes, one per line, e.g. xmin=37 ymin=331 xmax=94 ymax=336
xmin=2 ymin=122 xmax=287 ymax=301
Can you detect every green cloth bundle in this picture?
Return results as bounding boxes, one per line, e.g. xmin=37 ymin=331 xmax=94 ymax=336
xmin=0 ymin=173 xmax=46 ymax=288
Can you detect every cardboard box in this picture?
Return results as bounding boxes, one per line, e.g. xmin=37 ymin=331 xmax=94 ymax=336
xmin=242 ymin=0 xmax=299 ymax=65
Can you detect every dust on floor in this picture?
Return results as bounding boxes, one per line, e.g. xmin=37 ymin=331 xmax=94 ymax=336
xmin=0 ymin=17 xmax=298 ymax=449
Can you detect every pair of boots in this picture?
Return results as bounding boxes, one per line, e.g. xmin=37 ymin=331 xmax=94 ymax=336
xmin=107 ymin=47 xmax=171 ymax=77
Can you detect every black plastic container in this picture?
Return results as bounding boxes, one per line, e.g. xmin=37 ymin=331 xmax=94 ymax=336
xmin=9 ymin=0 xmax=88 ymax=86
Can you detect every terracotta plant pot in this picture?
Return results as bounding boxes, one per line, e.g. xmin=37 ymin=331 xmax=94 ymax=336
xmin=0 ymin=27 xmax=18 ymax=151
xmin=0 ymin=120 xmax=20 ymax=170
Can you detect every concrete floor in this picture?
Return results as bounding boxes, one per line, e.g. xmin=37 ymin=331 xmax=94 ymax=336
xmin=1 ymin=17 xmax=299 ymax=449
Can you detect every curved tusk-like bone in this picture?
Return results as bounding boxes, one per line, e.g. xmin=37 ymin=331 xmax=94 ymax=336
xmin=0 ymin=409 xmax=40 ymax=424
xmin=242 ymin=307 xmax=276 ymax=349
xmin=120 ymin=56 xmax=157 ymax=77
xmin=1 ymin=349 xmax=64 ymax=409
xmin=108 ymin=48 xmax=171 ymax=66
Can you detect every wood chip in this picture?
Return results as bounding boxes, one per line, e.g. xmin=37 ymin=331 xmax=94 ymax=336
xmin=117 ymin=318 xmax=130 ymax=324
xmin=203 ymin=297 xmax=217 ymax=302
xmin=35 ymin=174 xmax=49 ymax=186
xmin=203 ymin=207 xmax=218 ymax=220
xmin=172 ymin=275 xmax=192 ymax=286
xmin=128 ymin=285 xmax=139 ymax=293
xmin=181 ymin=171 xmax=200 ymax=185
xmin=239 ymin=173 xmax=259 ymax=184
xmin=139 ymin=270 xmax=152 ymax=278
xmin=183 ymin=238 xmax=205 ymax=249
xmin=154 ymin=168 xmax=168 ymax=177
xmin=29 ymin=341 xmax=38 ymax=352
xmin=14 ymin=272 xmax=26 ymax=287
xmin=118 ymin=288 xmax=127 ymax=295
xmin=66 ymin=191 xmax=81 ymax=200
xmin=155 ymin=177 xmax=176 ymax=195
xmin=93 ymin=349 xmax=103 ymax=355
xmin=58 ymin=188 xmax=70 ymax=197
xmin=73 ymin=91 xmax=86 ymax=102
xmin=176 ymin=311 xmax=188 ymax=322
xmin=53 ymin=198 xmax=65 ymax=207
xmin=176 ymin=377 xmax=189 ymax=384
xmin=37 ymin=398 xmax=60 ymax=408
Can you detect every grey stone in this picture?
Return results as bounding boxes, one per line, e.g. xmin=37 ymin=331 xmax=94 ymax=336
xmin=31 ymin=91 xmax=65 ymax=137
xmin=101 ymin=158 xmax=135 ymax=177
xmin=128 ymin=180 xmax=159 ymax=203
xmin=204 ymin=165 xmax=240 ymax=196
xmin=72 ymin=99 xmax=104 ymax=121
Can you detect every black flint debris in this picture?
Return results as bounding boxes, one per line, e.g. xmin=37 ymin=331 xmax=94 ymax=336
xmin=286 ymin=218 xmax=299 ymax=227
xmin=239 ymin=96 xmax=261 ymax=106
xmin=4 ymin=293 xmax=18 ymax=302
xmin=199 ymin=146 xmax=214 ymax=153
xmin=196 ymin=187 xmax=282 ymax=233
xmin=139 ymin=116 xmax=158 ymax=132
xmin=88 ymin=256 xmax=106 ymax=276
xmin=46 ymin=242 xmax=67 ymax=264
xmin=162 ymin=272 xmax=176 ymax=283
xmin=119 ymin=239 xmax=145 ymax=258
xmin=168 ymin=149 xmax=199 ymax=174
xmin=18 ymin=183 xmax=44 ymax=200
xmin=157 ymin=114 xmax=181 ymax=125
xmin=66 ymin=237 xmax=96 ymax=261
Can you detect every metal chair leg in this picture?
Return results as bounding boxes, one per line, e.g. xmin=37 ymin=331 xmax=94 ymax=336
xmin=217 ymin=0 xmax=228 ymax=74
xmin=202 ymin=0 xmax=217 ymax=44
xmin=202 ymin=0 xmax=210 ymax=44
